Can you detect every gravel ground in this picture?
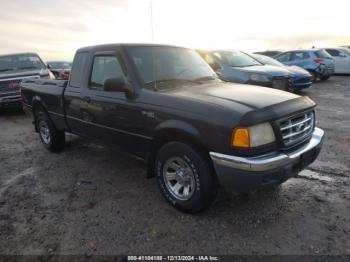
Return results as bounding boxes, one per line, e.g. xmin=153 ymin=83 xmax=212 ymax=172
xmin=0 ymin=76 xmax=349 ymax=256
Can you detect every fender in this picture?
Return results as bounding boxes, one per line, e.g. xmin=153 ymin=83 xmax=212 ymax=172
xmin=146 ymin=119 xmax=206 ymax=178
xmin=153 ymin=119 xmax=201 ymax=140
xmin=31 ymin=95 xmax=49 ymax=113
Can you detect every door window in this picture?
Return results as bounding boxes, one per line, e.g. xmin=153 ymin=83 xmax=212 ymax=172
xmin=292 ymin=52 xmax=310 ymax=61
xmin=89 ymin=56 xmax=125 ymax=90
xmin=275 ymin=52 xmax=291 ymax=62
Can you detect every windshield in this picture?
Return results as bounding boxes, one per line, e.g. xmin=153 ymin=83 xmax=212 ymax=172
xmin=127 ymin=46 xmax=217 ymax=90
xmin=48 ymin=62 xmax=71 ymax=69
xmin=0 ymin=54 xmax=46 ymax=72
xmin=251 ymin=54 xmax=284 ymax=67
xmin=212 ymin=50 xmax=261 ymax=67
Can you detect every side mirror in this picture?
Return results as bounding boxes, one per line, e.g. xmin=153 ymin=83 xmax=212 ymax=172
xmin=339 ymin=53 xmax=346 ymax=57
xmin=47 ymin=64 xmax=52 ymax=69
xmin=103 ymin=77 xmax=131 ymax=94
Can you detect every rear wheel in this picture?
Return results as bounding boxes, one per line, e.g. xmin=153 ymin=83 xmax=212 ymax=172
xmin=155 ymin=142 xmax=218 ymax=213
xmin=36 ymin=109 xmax=65 ymax=152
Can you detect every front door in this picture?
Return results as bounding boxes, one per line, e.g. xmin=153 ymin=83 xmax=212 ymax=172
xmin=81 ymin=52 xmax=150 ymax=156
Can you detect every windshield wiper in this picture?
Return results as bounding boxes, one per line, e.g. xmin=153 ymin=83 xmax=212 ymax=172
xmin=145 ymin=78 xmax=199 ymax=90
xmin=18 ymin=66 xmax=38 ymax=70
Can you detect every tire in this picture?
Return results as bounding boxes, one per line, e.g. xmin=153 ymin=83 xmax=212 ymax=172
xmin=155 ymin=142 xmax=218 ymax=213
xmin=320 ymin=75 xmax=330 ymax=81
xmin=35 ymin=109 xmax=65 ymax=152
xmin=308 ymin=71 xmax=317 ymax=82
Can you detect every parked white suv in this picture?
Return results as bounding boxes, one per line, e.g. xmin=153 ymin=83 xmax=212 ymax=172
xmin=324 ymin=48 xmax=350 ymax=74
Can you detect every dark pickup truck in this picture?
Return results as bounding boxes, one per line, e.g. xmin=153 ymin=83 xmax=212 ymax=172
xmin=21 ymin=44 xmax=324 ymax=213
xmin=0 ymin=52 xmax=54 ymax=110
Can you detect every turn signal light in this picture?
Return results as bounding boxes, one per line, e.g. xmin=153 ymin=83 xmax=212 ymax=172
xmin=232 ymin=128 xmax=250 ymax=148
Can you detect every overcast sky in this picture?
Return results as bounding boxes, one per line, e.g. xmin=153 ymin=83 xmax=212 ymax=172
xmin=1 ymin=0 xmax=349 ymax=61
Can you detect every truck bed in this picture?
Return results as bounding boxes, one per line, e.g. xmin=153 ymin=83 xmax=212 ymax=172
xmin=20 ymin=79 xmax=69 ymax=131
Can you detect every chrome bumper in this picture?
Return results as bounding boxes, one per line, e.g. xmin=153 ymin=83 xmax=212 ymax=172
xmin=210 ymin=127 xmax=324 ymax=172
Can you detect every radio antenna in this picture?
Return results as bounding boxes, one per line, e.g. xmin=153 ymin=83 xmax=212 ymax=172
xmin=150 ymin=1 xmax=154 ymax=43
xmin=150 ymin=1 xmax=157 ymax=90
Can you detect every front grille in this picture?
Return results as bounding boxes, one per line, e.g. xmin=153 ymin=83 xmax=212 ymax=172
xmin=0 ymin=80 xmax=21 ymax=93
xmin=279 ymin=111 xmax=314 ymax=146
xmin=293 ymin=76 xmax=312 ymax=84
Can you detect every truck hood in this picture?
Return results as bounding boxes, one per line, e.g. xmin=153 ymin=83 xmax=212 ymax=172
xmin=224 ymin=64 xmax=290 ymax=77
xmin=166 ymin=81 xmax=315 ymax=125
xmin=171 ymin=81 xmax=298 ymax=110
xmin=0 ymin=68 xmax=49 ymax=81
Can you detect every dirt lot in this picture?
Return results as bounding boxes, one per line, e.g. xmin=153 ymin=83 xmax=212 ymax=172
xmin=0 ymin=76 xmax=349 ymax=256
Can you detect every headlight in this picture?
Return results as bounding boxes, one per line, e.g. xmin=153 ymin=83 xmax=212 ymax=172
xmin=48 ymin=71 xmax=56 ymax=80
xmin=250 ymin=74 xmax=270 ymax=83
xmin=40 ymin=70 xmax=56 ymax=80
xmin=231 ymin=122 xmax=275 ymax=148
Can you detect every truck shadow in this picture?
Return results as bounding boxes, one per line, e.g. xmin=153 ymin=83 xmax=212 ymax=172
xmin=61 ymin=135 xmax=289 ymax=220
xmin=0 ymin=107 xmax=25 ymax=116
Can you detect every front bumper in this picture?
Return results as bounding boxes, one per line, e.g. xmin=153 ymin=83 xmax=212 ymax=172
xmin=316 ymin=65 xmax=334 ymax=76
xmin=210 ymin=127 xmax=324 ymax=192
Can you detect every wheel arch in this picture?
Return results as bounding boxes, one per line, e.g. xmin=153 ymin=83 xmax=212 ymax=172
xmin=147 ymin=120 xmax=210 ymax=178
xmin=31 ymin=96 xmax=50 ymax=132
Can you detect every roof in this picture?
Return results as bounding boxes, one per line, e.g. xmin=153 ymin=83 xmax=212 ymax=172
xmin=0 ymin=52 xmax=39 ymax=58
xmin=47 ymin=61 xmax=71 ymax=63
xmin=285 ymin=49 xmax=324 ymax=52
xmin=77 ymin=43 xmax=188 ymax=52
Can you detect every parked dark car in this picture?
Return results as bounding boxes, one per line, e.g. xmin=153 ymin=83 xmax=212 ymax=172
xmin=198 ymin=49 xmax=292 ymax=91
xmin=274 ymin=49 xmax=334 ymax=81
xmin=21 ymin=44 xmax=324 ymax=213
xmin=47 ymin=61 xmax=72 ymax=80
xmin=254 ymin=50 xmax=282 ymax=57
xmin=251 ymin=53 xmax=313 ymax=91
xmin=0 ymin=53 xmax=54 ymax=110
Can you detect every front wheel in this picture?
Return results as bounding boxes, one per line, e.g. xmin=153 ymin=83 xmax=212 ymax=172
xmin=155 ymin=142 xmax=218 ymax=213
xmin=308 ymin=70 xmax=317 ymax=82
xmin=320 ymin=75 xmax=330 ymax=81
xmin=36 ymin=110 xmax=65 ymax=152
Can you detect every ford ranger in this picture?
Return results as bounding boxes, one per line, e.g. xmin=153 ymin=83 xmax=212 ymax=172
xmin=20 ymin=44 xmax=324 ymax=213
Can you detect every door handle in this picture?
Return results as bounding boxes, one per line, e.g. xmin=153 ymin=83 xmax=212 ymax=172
xmin=83 ymin=96 xmax=91 ymax=103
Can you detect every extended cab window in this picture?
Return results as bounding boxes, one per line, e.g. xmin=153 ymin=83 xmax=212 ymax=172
xmin=70 ymin=52 xmax=88 ymax=88
xmin=89 ymin=56 xmax=125 ymax=90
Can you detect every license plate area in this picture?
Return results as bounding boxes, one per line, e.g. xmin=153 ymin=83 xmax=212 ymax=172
xmin=300 ymin=148 xmax=316 ymax=170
